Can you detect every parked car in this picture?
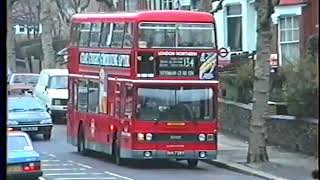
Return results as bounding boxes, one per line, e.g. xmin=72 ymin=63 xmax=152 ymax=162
xmin=7 ymin=95 xmax=53 ymax=140
xmin=33 ymin=69 xmax=68 ymax=123
xmin=7 ymin=73 xmax=40 ymax=95
xmin=7 ymin=130 xmax=43 ymax=180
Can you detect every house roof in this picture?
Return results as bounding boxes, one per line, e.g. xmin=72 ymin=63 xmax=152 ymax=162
xmin=278 ymin=0 xmax=306 ymax=6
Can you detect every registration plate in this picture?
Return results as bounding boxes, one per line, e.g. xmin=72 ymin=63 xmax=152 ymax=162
xmin=166 ymin=151 xmax=185 ymax=156
xmin=7 ymin=165 xmax=21 ymax=173
xmin=21 ymin=127 xmax=38 ymax=131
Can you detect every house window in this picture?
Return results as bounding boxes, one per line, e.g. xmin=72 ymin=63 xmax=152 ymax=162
xmin=19 ymin=27 xmax=25 ymax=33
xmin=279 ymin=16 xmax=300 ymax=63
xmin=226 ymin=4 xmax=242 ymax=51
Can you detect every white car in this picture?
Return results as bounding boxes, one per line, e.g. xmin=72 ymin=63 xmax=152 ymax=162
xmin=33 ymin=69 xmax=68 ymax=123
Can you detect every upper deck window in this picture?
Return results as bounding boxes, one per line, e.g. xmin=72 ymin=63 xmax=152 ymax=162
xmin=70 ymin=23 xmax=80 ymax=47
xmin=89 ymin=23 xmax=102 ymax=47
xmin=139 ymin=23 xmax=215 ymax=49
xmin=79 ymin=23 xmax=91 ymax=47
xmin=111 ymin=23 xmax=125 ymax=48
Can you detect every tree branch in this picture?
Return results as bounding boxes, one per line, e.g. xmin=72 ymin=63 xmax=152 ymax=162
xmin=80 ymin=0 xmax=90 ymax=12
xmin=209 ymin=0 xmax=224 ymax=14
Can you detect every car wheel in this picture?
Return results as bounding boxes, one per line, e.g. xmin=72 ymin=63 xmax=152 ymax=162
xmin=187 ymin=159 xmax=198 ymax=168
xmin=77 ymin=126 xmax=87 ymax=155
xmin=43 ymin=133 xmax=51 ymax=140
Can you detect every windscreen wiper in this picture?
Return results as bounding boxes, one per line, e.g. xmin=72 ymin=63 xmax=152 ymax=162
xmin=28 ymin=108 xmax=45 ymax=111
xmin=9 ymin=108 xmax=26 ymax=112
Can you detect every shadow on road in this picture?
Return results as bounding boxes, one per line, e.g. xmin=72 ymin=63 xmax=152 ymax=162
xmin=69 ymin=151 xmax=207 ymax=171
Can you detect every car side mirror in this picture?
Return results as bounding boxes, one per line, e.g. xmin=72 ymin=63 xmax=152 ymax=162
xmin=45 ymin=86 xmax=48 ymax=91
xmin=47 ymin=107 xmax=51 ymax=113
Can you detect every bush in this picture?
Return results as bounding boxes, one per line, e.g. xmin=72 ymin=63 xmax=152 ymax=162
xmin=282 ymin=59 xmax=318 ymax=118
xmin=280 ymin=35 xmax=319 ymax=118
xmin=234 ymin=61 xmax=254 ymax=103
xmin=220 ymin=61 xmax=254 ymax=104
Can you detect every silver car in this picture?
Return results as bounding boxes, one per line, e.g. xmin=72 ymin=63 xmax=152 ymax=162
xmin=7 ymin=95 xmax=53 ymax=140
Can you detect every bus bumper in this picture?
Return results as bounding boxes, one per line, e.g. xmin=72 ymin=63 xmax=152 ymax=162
xmin=121 ymin=149 xmax=217 ymax=160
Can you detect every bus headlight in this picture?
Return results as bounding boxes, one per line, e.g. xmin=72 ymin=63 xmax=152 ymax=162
xmin=137 ymin=133 xmax=144 ymax=141
xmin=198 ymin=134 xmax=206 ymax=141
xmin=145 ymin=133 xmax=152 ymax=141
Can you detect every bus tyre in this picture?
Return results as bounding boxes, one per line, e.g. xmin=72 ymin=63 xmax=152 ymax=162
xmin=43 ymin=133 xmax=51 ymax=140
xmin=77 ymin=126 xmax=87 ymax=155
xmin=187 ymin=159 xmax=198 ymax=168
xmin=114 ymin=139 xmax=124 ymax=166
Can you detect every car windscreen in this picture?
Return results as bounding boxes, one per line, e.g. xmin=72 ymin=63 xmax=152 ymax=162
xmin=12 ymin=75 xmax=39 ymax=85
xmin=48 ymin=76 xmax=68 ymax=89
xmin=8 ymin=135 xmax=32 ymax=151
xmin=8 ymin=98 xmax=46 ymax=112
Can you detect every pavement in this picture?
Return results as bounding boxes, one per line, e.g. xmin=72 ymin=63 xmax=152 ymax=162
xmin=32 ymin=125 xmax=264 ymax=180
xmin=204 ymin=133 xmax=318 ymax=180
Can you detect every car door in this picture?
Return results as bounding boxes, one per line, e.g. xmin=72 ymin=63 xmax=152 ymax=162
xmin=35 ymin=73 xmax=49 ymax=105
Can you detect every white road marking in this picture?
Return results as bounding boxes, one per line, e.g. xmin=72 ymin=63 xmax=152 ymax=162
xmin=39 ymin=177 xmax=47 ymax=180
xmin=105 ymin=171 xmax=134 ymax=180
xmin=42 ymin=160 xmax=60 ymax=162
xmin=68 ymin=160 xmax=92 ymax=169
xmin=55 ymin=178 xmax=116 ymax=180
xmin=42 ymin=163 xmax=74 ymax=166
xmin=45 ymin=172 xmax=88 ymax=176
xmin=48 ymin=154 xmax=57 ymax=157
xmin=42 ymin=168 xmax=86 ymax=171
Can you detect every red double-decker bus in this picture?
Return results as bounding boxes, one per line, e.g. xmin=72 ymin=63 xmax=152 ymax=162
xmin=67 ymin=10 xmax=221 ymax=168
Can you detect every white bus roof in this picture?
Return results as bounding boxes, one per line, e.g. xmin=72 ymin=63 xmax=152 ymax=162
xmin=40 ymin=69 xmax=68 ymax=76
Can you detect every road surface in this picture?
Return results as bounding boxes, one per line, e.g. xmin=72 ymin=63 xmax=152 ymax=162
xmin=32 ymin=125 xmax=262 ymax=180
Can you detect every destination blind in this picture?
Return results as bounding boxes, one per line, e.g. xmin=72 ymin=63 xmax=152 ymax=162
xmin=158 ymin=56 xmax=198 ymax=76
xmin=80 ymin=52 xmax=130 ymax=68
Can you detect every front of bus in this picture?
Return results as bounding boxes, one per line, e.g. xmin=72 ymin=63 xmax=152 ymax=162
xmin=123 ymin=12 xmax=219 ymax=168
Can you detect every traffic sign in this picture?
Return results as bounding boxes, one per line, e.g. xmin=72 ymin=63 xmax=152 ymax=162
xmin=218 ymin=47 xmax=229 ymax=58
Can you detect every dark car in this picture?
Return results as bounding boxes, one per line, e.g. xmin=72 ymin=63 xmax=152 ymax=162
xmin=7 ymin=95 xmax=53 ymax=140
xmin=7 ymin=130 xmax=43 ymax=180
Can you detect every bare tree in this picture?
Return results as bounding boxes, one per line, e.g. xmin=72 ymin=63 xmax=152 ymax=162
xmin=11 ymin=0 xmax=40 ymax=39
xmin=40 ymin=0 xmax=56 ymax=68
xmin=95 ymin=0 xmax=115 ymax=12
xmin=199 ymin=0 xmax=212 ymax=12
xmin=7 ymin=0 xmax=20 ymax=72
xmin=54 ymin=0 xmax=90 ymax=38
xmin=247 ymin=0 xmax=279 ymax=163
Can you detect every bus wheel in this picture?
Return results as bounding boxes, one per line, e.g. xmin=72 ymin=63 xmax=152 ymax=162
xmin=187 ymin=159 xmax=198 ymax=168
xmin=77 ymin=126 xmax=87 ymax=155
xmin=114 ymin=139 xmax=124 ymax=166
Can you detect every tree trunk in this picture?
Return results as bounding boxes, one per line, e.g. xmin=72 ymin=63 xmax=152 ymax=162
xmin=7 ymin=1 xmax=17 ymax=72
xmin=40 ymin=0 xmax=56 ymax=69
xmin=247 ymin=0 xmax=276 ymax=163
xmin=199 ymin=0 xmax=212 ymax=12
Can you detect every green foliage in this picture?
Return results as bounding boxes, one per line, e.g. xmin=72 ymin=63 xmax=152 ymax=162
xmin=281 ymin=57 xmax=318 ymax=118
xmin=220 ymin=61 xmax=254 ymax=104
xmin=235 ymin=61 xmax=254 ymax=103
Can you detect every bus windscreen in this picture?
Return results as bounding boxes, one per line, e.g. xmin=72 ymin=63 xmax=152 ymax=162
xmin=137 ymin=87 xmax=215 ymax=121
